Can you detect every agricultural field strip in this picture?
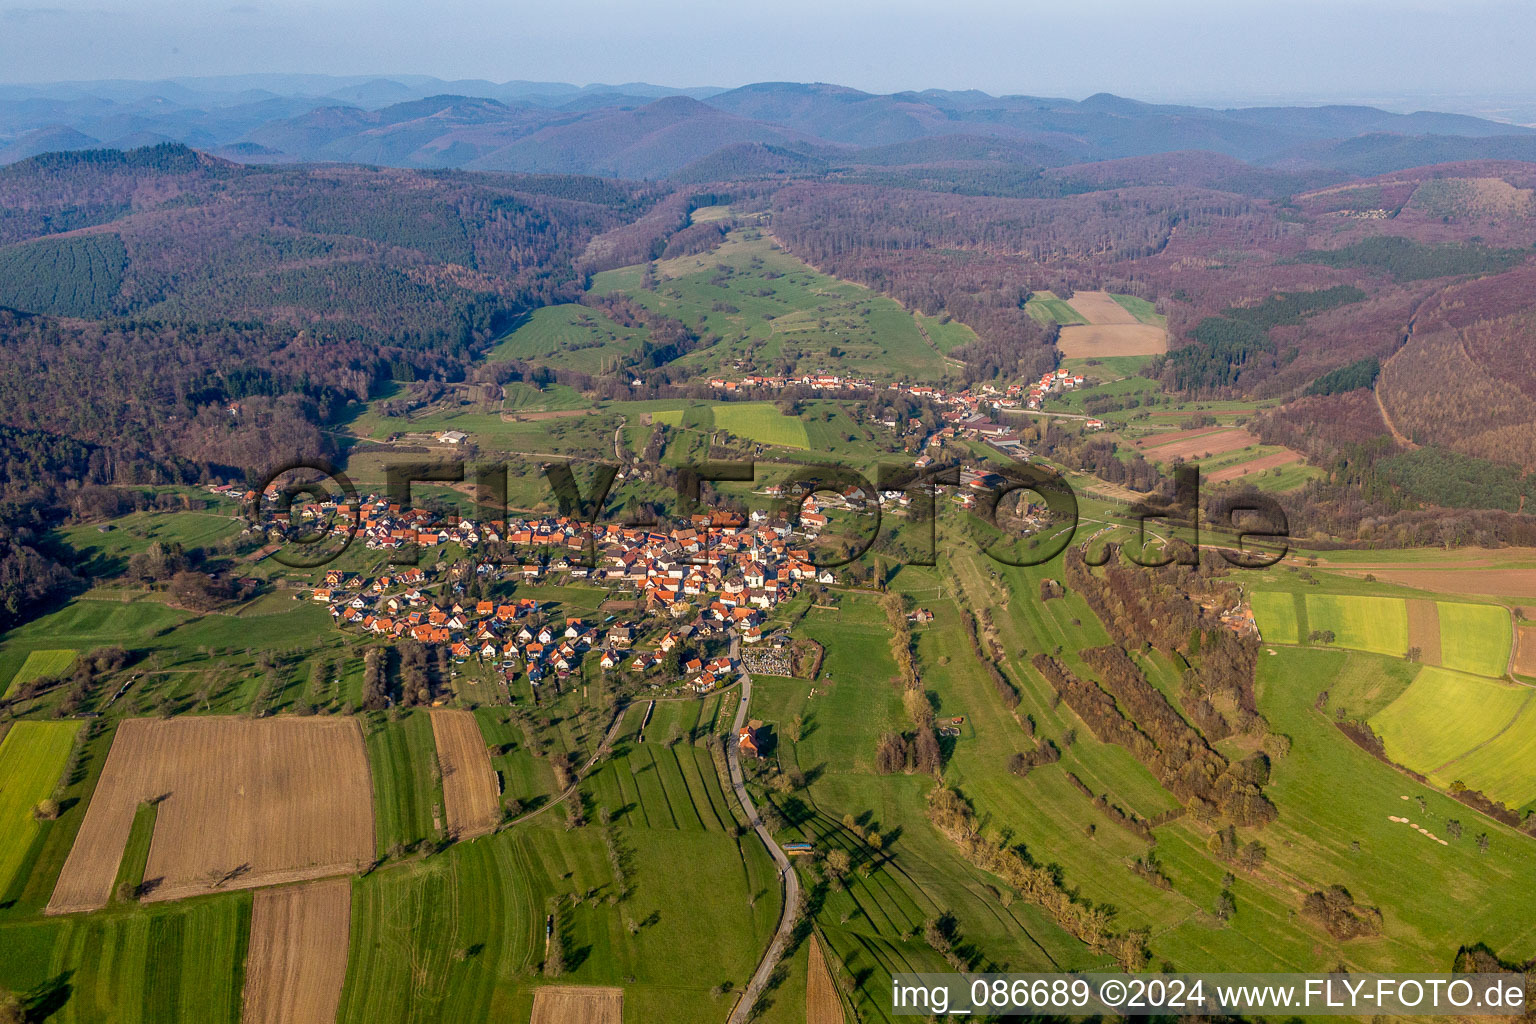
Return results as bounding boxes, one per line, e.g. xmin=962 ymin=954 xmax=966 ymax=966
xmin=529 ymin=985 xmax=623 ymax=1024
xmin=0 ymin=722 xmax=81 ymax=896
xmin=241 ymin=878 xmax=352 ymax=1024
xmin=49 ymin=717 xmax=374 ymax=913
xmin=429 ymin=710 xmax=500 ymax=841
xmin=1251 ymin=591 xmax=1513 ymax=675
xmin=2 ymin=648 xmax=77 ymax=698
xmin=1370 ymin=667 xmax=1531 ymax=778
xmin=1064 ymin=290 xmax=1142 ymax=325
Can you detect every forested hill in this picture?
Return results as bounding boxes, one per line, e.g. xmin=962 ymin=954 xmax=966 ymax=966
xmin=0 ymin=144 xmax=660 ymax=466
xmin=0 ymin=144 xmax=666 ymax=623
xmin=7 ymin=78 xmax=1536 ymax=179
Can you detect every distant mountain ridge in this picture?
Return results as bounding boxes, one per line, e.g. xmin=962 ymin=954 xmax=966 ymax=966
xmin=4 ymin=76 xmax=1536 ymax=181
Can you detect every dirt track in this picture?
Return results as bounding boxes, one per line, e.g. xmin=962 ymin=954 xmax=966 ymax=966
xmin=530 ymin=985 xmax=623 ymax=1024
xmin=806 ymin=934 xmax=845 ymax=1024
xmin=428 ymin=709 xmax=500 ymax=840
xmin=242 ymin=879 xmax=352 ymax=1024
xmin=48 ymin=717 xmax=373 ymax=914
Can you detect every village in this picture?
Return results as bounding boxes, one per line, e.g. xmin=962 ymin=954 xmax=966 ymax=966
xmin=235 ymin=488 xmax=863 ymax=701
xmin=705 ymin=368 xmax=1108 ymax=431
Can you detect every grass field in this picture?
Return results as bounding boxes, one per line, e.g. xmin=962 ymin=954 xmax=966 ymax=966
xmin=50 ymin=510 xmax=242 ymax=578
xmin=365 ymin=711 xmax=445 ymax=856
xmin=1370 ymin=667 xmax=1531 ymax=777
xmin=584 ymin=699 xmax=736 ymax=831
xmin=504 ymin=382 xmax=592 ymax=413
xmin=2 ymin=649 xmax=76 ymax=698
xmin=1209 ymin=647 xmax=1536 ymax=968
xmin=1305 ymin=593 xmax=1409 ymax=656
xmin=1314 ymin=652 xmax=1419 ymax=720
xmin=589 ymin=230 xmax=953 ymax=383
xmin=1250 ymin=591 xmax=1302 ymax=645
xmin=338 ymin=818 xmax=779 ymax=1023
xmin=0 ymin=722 xmax=80 ymax=898
xmin=1023 ymin=290 xmax=1086 ymax=325
xmin=714 ymin=403 xmax=811 ymax=449
xmin=1434 ymin=701 xmax=1536 ymax=810
xmin=473 ymin=708 xmax=555 ymax=812
xmin=914 ymin=311 xmax=977 ymax=353
xmin=650 ymin=401 xmax=811 ymax=450
xmin=1436 ymin=602 xmax=1512 ymax=677
xmin=0 ymin=892 xmax=252 ymax=1024
xmin=1109 ymin=294 xmax=1166 ymax=325
xmin=111 ymin=801 xmax=157 ymax=903
xmin=487 ymin=305 xmax=651 ymax=375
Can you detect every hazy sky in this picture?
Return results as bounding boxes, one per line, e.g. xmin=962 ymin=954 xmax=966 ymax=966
xmin=3 ymin=0 xmax=1534 ymax=109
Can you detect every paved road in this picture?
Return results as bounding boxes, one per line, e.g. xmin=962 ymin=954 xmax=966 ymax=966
xmin=726 ymin=640 xmax=799 ymax=1024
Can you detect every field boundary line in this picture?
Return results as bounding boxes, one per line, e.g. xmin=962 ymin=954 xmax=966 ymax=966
xmin=1429 ymin=689 xmax=1536 ymax=776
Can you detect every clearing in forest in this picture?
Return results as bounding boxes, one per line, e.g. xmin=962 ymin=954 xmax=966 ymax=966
xmin=1055 ymin=289 xmax=1167 ymax=357
xmin=1056 ymin=323 xmax=1167 ymax=358
xmin=1064 ymin=290 xmax=1141 ymax=325
xmin=242 ymin=878 xmax=352 ymax=1024
xmin=48 ymin=716 xmax=373 ymax=913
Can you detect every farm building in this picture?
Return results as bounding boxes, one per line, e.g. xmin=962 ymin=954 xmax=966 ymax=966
xmin=738 ymin=720 xmax=765 ymax=758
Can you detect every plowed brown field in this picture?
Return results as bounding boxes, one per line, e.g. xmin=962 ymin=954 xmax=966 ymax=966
xmin=429 ymin=709 xmax=499 ymax=840
xmin=1137 ymin=427 xmax=1254 ymax=462
xmin=1056 ymin=323 xmax=1167 ymax=358
xmin=1064 ymin=290 xmax=1140 ymax=324
xmin=530 ymin=986 xmax=622 ymax=1024
xmin=48 ymin=716 xmax=373 ymax=914
xmin=1207 ymin=450 xmax=1304 ymax=482
xmin=806 ymin=934 xmax=845 ymax=1024
xmin=1326 ymin=568 xmax=1536 ymax=600
xmin=1406 ymin=599 xmax=1443 ymax=666
xmin=1515 ymin=625 xmax=1536 ymax=677
xmin=242 ymin=879 xmax=352 ymax=1024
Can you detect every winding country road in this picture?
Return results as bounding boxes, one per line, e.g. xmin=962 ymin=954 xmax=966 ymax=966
xmin=725 ymin=638 xmax=799 ymax=1024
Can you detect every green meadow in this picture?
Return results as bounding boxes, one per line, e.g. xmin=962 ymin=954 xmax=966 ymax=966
xmin=1437 ymin=602 xmax=1512 ymax=677
xmin=0 ymin=722 xmax=80 ymax=897
xmin=487 ymin=305 xmax=652 ymax=375
xmin=1023 ymin=290 xmax=1086 ymax=325
xmin=1305 ymin=593 xmax=1409 ymax=656
xmin=1371 ymin=667 xmax=1530 ymax=778
xmin=650 ymin=401 xmax=811 ymax=449
xmin=340 ymin=789 xmax=780 ymax=1023
xmin=1109 ymin=293 xmax=1166 ymax=325
xmin=589 ymin=230 xmax=955 ymax=383
xmin=3 ymin=649 xmax=77 ymax=698
xmin=365 ymin=711 xmax=445 ymax=856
